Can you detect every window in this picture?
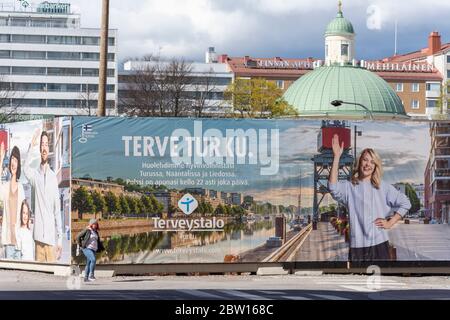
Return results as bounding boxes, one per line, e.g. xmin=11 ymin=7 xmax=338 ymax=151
xmin=427 ymin=83 xmax=441 ymax=91
xmin=12 ymin=51 xmax=46 ymax=59
xmin=411 ymin=83 xmax=419 ymax=92
xmin=47 ymin=84 xmax=81 ymax=92
xmin=395 ymin=83 xmax=403 ymax=92
xmin=13 ymin=99 xmax=46 ymax=107
xmin=447 ymin=55 xmax=450 ymax=63
xmin=82 ymin=52 xmax=99 ymax=61
xmin=0 ymin=66 xmax=10 ymax=74
xmin=325 ymin=44 xmax=329 ymax=58
xmin=10 ymin=18 xmax=28 ymax=27
xmin=82 ymin=37 xmax=115 ymax=46
xmin=13 ymin=83 xmax=46 ymax=91
xmin=49 ymin=19 xmax=68 ymax=28
xmin=411 ymin=100 xmax=420 ymax=109
xmin=47 ymin=36 xmax=81 ymax=45
xmin=82 ymin=37 xmax=99 ymax=45
xmin=30 ymin=19 xmax=50 ymax=27
xmin=0 ymin=50 xmax=10 ymax=58
xmin=276 ymin=80 xmax=285 ymax=89
xmin=48 ymin=99 xmax=82 ymax=108
xmin=341 ymin=44 xmax=349 ymax=56
xmin=47 ymin=52 xmax=81 ymax=60
xmin=11 ymin=35 xmax=46 ymax=44
xmin=12 ymin=67 xmax=46 ymax=75
xmin=48 ymin=68 xmax=81 ymax=76
xmin=0 ymin=34 xmax=10 ymax=43
xmin=82 ymin=68 xmax=98 ymax=77
xmin=81 ymin=84 xmax=115 ymax=93
xmin=426 ymin=100 xmax=437 ymax=108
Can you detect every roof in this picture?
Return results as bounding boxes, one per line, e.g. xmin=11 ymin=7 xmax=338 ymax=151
xmin=325 ymin=11 xmax=355 ymax=36
xmin=283 ymin=65 xmax=408 ymax=119
xmin=382 ymin=43 xmax=450 ymax=63
xmin=373 ymin=71 xmax=442 ymax=81
xmin=227 ymin=57 xmax=314 ymax=79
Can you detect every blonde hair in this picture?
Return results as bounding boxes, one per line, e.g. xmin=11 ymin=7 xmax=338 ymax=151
xmin=351 ymin=148 xmax=383 ymax=189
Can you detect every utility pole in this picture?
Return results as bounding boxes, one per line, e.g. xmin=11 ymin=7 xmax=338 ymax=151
xmin=97 ymin=0 xmax=109 ymax=117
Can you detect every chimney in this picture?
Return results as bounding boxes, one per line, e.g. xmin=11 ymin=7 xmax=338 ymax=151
xmin=428 ymin=31 xmax=441 ymax=55
xmin=218 ymin=54 xmax=228 ymax=63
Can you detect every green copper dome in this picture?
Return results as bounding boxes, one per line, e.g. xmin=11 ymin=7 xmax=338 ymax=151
xmin=283 ymin=65 xmax=408 ymax=119
xmin=325 ymin=11 xmax=355 ymax=36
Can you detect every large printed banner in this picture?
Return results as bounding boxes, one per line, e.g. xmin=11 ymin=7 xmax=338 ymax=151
xmin=0 ymin=118 xmax=71 ymax=265
xmin=71 ymin=117 xmax=450 ymax=264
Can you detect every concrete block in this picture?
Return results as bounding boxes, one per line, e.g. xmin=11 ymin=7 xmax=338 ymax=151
xmin=81 ymin=270 xmax=115 ymax=278
xmin=256 ymin=267 xmax=289 ymax=276
xmin=295 ymin=270 xmax=324 ymax=276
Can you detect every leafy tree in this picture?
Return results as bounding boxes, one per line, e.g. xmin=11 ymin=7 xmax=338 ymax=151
xmin=91 ymin=190 xmax=107 ymax=216
xmin=214 ymin=204 xmax=226 ymax=216
xmin=405 ymin=184 xmax=420 ymax=214
xmin=141 ymin=195 xmax=153 ymax=215
xmin=104 ymin=191 xmax=121 ymax=218
xmin=224 ymin=77 xmax=298 ymax=118
xmin=72 ymin=187 xmax=94 ymax=220
xmin=125 ymin=196 xmax=139 ymax=215
xmin=119 ymin=195 xmax=131 ymax=215
xmin=150 ymin=195 xmax=164 ymax=215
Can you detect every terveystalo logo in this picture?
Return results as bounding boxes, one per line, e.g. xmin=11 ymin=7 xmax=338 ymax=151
xmin=152 ymin=194 xmax=225 ymax=232
xmin=178 ymin=194 xmax=198 ymax=215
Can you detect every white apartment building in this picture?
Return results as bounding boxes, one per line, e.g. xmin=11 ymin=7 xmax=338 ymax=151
xmin=118 ymin=47 xmax=233 ymax=116
xmin=0 ymin=1 xmax=117 ymax=116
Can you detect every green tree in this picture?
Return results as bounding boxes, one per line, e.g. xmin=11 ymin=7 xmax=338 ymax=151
xmin=214 ymin=204 xmax=225 ymax=216
xmin=125 ymin=196 xmax=140 ymax=215
xmin=72 ymin=186 xmax=94 ymax=220
xmin=141 ymin=195 xmax=153 ymax=216
xmin=405 ymin=184 xmax=420 ymax=214
xmin=104 ymin=192 xmax=121 ymax=218
xmin=150 ymin=195 xmax=164 ymax=215
xmin=91 ymin=191 xmax=107 ymax=217
xmin=119 ymin=195 xmax=131 ymax=215
xmin=224 ymin=77 xmax=298 ymax=118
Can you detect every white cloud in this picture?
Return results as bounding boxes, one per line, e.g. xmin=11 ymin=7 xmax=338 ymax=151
xmin=66 ymin=0 xmax=450 ymax=62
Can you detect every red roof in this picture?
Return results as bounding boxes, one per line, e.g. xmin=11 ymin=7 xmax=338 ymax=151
xmin=227 ymin=57 xmax=313 ymax=79
xmin=224 ymin=55 xmax=443 ymax=82
xmin=382 ymin=43 xmax=450 ymax=63
xmin=374 ymin=71 xmax=442 ymax=81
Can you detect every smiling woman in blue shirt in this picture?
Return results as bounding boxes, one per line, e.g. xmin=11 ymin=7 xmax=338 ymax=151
xmin=328 ymin=134 xmax=411 ymax=262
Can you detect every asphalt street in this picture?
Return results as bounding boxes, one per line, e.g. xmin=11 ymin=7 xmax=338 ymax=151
xmin=1 ymin=270 xmax=450 ymax=300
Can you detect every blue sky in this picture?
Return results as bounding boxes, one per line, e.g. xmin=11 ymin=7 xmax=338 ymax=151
xmin=65 ymin=0 xmax=450 ymax=63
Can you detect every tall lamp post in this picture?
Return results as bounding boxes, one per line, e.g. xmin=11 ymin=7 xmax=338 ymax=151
xmin=330 ymin=100 xmax=375 ymax=121
xmin=97 ymin=0 xmax=110 ymax=117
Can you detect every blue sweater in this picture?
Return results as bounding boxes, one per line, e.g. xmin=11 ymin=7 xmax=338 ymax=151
xmin=329 ymin=180 xmax=411 ymax=248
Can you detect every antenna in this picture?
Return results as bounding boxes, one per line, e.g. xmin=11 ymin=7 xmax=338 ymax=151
xmin=394 ymin=19 xmax=398 ymax=56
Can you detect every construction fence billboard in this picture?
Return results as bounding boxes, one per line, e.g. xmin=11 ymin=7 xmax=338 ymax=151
xmin=1 ymin=116 xmax=449 ymax=266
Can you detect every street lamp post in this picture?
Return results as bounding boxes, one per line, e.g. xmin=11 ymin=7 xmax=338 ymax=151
xmin=354 ymin=125 xmax=362 ymax=161
xmin=97 ymin=0 xmax=110 ymax=117
xmin=330 ymin=100 xmax=375 ymax=121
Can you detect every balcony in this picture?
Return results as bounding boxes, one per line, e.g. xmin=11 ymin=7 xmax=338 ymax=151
xmin=434 ymin=169 xmax=450 ymax=179
xmin=426 ymin=90 xmax=440 ymax=99
xmin=435 ymin=127 xmax=450 ymax=136
xmin=434 ymin=147 xmax=450 ymax=157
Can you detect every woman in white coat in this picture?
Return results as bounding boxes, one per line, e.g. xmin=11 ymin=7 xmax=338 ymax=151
xmin=0 ymin=143 xmax=25 ymax=260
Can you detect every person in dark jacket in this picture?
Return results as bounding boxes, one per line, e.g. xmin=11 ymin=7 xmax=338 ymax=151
xmin=76 ymin=219 xmax=104 ymax=282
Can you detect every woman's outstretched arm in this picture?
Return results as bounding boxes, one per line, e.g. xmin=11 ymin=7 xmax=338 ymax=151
xmin=329 ymin=134 xmax=344 ymax=185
